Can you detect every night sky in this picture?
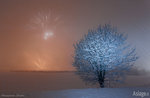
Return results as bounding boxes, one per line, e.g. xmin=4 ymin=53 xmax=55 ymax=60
xmin=0 ymin=0 xmax=150 ymax=71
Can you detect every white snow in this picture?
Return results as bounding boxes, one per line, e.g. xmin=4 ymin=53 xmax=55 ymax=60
xmin=27 ymin=88 xmax=150 ymax=98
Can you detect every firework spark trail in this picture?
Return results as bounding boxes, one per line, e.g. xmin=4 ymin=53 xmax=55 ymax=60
xmin=33 ymin=56 xmax=47 ymax=70
xmin=29 ymin=10 xmax=61 ymax=40
xmin=24 ymin=51 xmax=50 ymax=70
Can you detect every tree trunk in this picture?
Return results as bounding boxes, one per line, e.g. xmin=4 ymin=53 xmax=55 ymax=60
xmin=98 ymin=70 xmax=105 ymax=88
xmin=99 ymin=80 xmax=104 ymax=88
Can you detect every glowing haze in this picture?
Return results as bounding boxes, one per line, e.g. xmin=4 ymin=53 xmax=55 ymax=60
xmin=0 ymin=0 xmax=150 ymax=71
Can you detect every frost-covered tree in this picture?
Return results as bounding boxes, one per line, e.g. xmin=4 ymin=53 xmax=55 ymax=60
xmin=73 ymin=24 xmax=138 ymax=88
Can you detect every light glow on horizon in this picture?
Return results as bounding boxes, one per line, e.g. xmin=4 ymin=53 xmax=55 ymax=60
xmin=24 ymin=52 xmax=49 ymax=70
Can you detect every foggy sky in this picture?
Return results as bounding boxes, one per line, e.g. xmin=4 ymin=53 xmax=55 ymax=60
xmin=0 ymin=0 xmax=150 ymax=71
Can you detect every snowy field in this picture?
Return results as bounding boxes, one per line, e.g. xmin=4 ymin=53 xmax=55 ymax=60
xmin=26 ymin=88 xmax=150 ymax=98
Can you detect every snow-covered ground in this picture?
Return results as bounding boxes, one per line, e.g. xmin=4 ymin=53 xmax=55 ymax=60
xmin=26 ymin=88 xmax=150 ymax=98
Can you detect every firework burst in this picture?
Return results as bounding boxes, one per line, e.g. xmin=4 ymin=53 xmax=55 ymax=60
xmin=29 ymin=10 xmax=61 ymax=40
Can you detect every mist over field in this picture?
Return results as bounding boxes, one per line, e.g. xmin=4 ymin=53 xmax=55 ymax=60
xmin=0 ymin=71 xmax=150 ymax=93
